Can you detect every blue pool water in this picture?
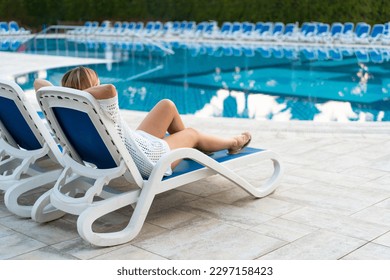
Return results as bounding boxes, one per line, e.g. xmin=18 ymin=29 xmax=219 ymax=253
xmin=13 ymin=38 xmax=390 ymax=122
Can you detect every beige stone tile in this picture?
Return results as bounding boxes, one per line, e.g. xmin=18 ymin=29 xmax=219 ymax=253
xmin=0 ymin=215 xmax=78 ymax=245
xmin=282 ymin=207 xmax=388 ymax=241
xmin=0 ymin=233 xmax=46 ymax=259
xmin=92 ymin=245 xmax=167 ymax=260
xmin=259 ymin=230 xmax=366 ymax=260
xmin=250 ymin=218 xmax=318 ymax=242
xmin=177 ymin=198 xmax=273 ymax=229
xmin=0 ymin=223 xmax=14 ymax=238
xmin=373 ymin=231 xmax=390 ymax=247
xmin=11 ymin=246 xmax=78 ymax=260
xmin=51 ymin=223 xmax=166 ymax=259
xmin=370 ymin=155 xmax=390 ymax=172
xmin=177 ymin=176 xmax=235 ymax=197
xmin=134 ymin=218 xmax=285 ymax=259
xmin=207 ymin=187 xmax=252 ymax=205
xmin=340 ymin=166 xmax=389 ymax=180
xmin=352 ymin=207 xmax=390 ymax=227
xmin=342 ymin=243 xmax=390 ymax=260
xmin=375 ymin=198 xmax=390 ymax=209
xmin=273 ymin=182 xmax=389 ymax=215
xmin=233 ymin=197 xmax=302 ymax=217
xmin=287 ymin=167 xmax=368 ymax=188
xmin=51 ymin=237 xmax=124 ymax=260
xmin=146 ymin=208 xmax=200 ymax=230
xmin=149 ymin=190 xmax=200 ymax=214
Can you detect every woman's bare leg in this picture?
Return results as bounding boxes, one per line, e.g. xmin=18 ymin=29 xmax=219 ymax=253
xmin=137 ymin=99 xmax=185 ymax=138
xmin=135 ymin=99 xmax=251 ymax=169
xmin=164 ymin=128 xmax=250 ymax=169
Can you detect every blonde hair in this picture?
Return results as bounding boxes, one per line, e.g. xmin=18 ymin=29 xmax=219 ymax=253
xmin=61 ymin=66 xmax=99 ymax=90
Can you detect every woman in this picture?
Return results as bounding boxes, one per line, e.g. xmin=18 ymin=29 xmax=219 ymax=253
xmin=34 ymin=66 xmax=251 ymax=177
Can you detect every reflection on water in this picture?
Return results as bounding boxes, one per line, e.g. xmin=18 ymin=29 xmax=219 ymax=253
xmin=14 ymin=37 xmax=390 ymax=122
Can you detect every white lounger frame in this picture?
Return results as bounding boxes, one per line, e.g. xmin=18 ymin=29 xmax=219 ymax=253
xmin=0 ymin=80 xmax=64 ymax=222
xmin=37 ymin=86 xmax=283 ymax=247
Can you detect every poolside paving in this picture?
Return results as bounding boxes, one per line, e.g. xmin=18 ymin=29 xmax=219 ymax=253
xmin=1 ymin=112 xmax=390 ymax=260
xmin=1 ymin=51 xmax=390 ymax=260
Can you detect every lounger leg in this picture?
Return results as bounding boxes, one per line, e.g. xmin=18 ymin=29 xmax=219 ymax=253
xmin=31 ymin=189 xmax=66 ymax=223
xmin=77 ymin=185 xmax=150 ymax=246
xmin=4 ymin=169 xmax=63 ymax=218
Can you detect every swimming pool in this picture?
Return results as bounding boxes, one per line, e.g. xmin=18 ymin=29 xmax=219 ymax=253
xmin=13 ymin=37 xmax=390 ymax=122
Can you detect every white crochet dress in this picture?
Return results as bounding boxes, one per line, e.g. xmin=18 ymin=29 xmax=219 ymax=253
xmin=97 ymin=96 xmax=172 ymax=178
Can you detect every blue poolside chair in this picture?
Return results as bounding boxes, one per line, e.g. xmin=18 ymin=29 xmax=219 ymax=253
xmin=299 ymin=22 xmax=317 ymax=42
xmin=339 ymin=22 xmax=355 ymax=43
xmin=8 ymin=21 xmax=31 ymax=35
xmin=256 ymin=22 xmax=273 ymax=40
xmin=218 ymin=22 xmax=233 ymax=39
xmin=0 ymin=22 xmax=9 ymax=35
xmin=36 ymin=86 xmax=283 ymax=246
xmin=367 ymin=24 xmax=384 ymax=44
xmin=142 ymin=21 xmax=155 ymax=37
xmin=169 ymin=21 xmax=181 ymax=36
xmin=124 ymin=22 xmax=136 ymax=35
xmin=240 ymin=22 xmax=255 ymax=40
xmin=202 ymin=21 xmax=218 ymax=39
xmin=315 ymin=23 xmax=330 ymax=43
xmin=181 ymin=21 xmax=196 ymax=37
xmin=95 ymin=20 xmax=111 ymax=36
xmin=281 ymin=23 xmax=298 ymax=41
xmin=70 ymin=21 xmax=92 ymax=35
xmin=270 ymin=22 xmax=285 ymax=41
xmin=177 ymin=21 xmax=188 ymax=36
xmin=192 ymin=21 xmax=207 ymax=38
xmin=353 ymin=22 xmax=371 ymax=44
xmin=160 ymin=21 xmax=173 ymax=36
xmin=329 ymin=22 xmax=343 ymax=41
xmin=253 ymin=22 xmax=263 ymax=36
xmin=0 ymin=80 xmax=64 ymax=222
xmin=133 ymin=22 xmax=144 ymax=35
xmin=229 ymin=22 xmax=243 ymax=39
xmin=381 ymin=23 xmax=390 ymax=45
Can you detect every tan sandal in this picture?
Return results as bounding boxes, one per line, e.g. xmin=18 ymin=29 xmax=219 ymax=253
xmin=227 ymin=132 xmax=252 ymax=155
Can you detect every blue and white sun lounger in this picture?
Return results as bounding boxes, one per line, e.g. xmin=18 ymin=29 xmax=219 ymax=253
xmin=0 ymin=80 xmax=64 ymax=222
xmin=37 ymin=86 xmax=284 ymax=247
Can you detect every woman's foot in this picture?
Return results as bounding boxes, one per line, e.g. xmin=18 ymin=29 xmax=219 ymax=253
xmin=228 ymin=132 xmax=252 ymax=154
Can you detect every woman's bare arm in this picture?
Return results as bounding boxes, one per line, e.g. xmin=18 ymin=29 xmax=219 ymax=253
xmin=84 ymin=84 xmax=117 ymax=99
xmin=34 ymin=79 xmax=53 ymax=92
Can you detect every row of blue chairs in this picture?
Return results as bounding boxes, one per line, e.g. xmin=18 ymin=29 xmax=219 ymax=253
xmin=67 ymin=35 xmax=390 ymax=63
xmin=67 ymin=20 xmax=390 ymax=46
xmin=0 ymin=21 xmax=31 ymax=36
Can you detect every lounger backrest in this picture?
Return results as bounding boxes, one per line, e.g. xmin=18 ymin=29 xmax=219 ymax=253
xmin=330 ymin=23 xmax=343 ymax=36
xmin=0 ymin=84 xmax=41 ymax=150
xmin=343 ymin=22 xmax=354 ymax=34
xmin=272 ymin=22 xmax=284 ymax=35
xmin=370 ymin=24 xmax=384 ymax=38
xmin=37 ymin=86 xmax=144 ymax=185
xmin=355 ymin=22 xmax=370 ymax=37
xmin=0 ymin=81 xmax=61 ymax=163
